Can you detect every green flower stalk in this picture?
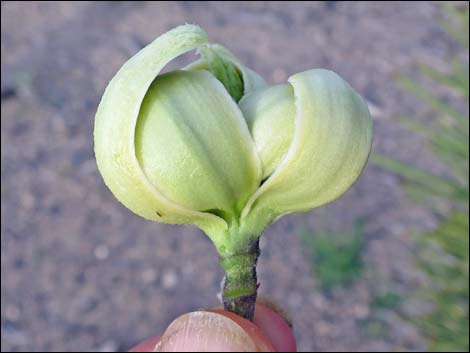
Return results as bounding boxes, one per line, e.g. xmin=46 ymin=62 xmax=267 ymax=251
xmin=94 ymin=24 xmax=373 ymax=320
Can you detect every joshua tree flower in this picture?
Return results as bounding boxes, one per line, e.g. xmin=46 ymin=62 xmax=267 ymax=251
xmin=94 ymin=24 xmax=372 ymax=320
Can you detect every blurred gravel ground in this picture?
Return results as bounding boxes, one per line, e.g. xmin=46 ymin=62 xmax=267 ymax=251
xmin=1 ymin=1 xmax=466 ymax=351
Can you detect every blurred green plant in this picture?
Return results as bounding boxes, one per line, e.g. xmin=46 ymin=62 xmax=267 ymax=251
xmin=372 ymin=4 xmax=469 ymax=351
xmin=370 ymin=291 xmax=402 ymax=311
xmin=360 ymin=318 xmax=389 ymax=339
xmin=417 ymin=212 xmax=469 ymax=351
xmin=300 ymin=219 xmax=364 ymax=291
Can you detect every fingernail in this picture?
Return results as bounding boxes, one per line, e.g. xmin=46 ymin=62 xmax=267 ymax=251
xmin=154 ymin=311 xmax=258 ymax=352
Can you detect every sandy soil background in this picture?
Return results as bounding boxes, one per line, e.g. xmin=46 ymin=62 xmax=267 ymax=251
xmin=1 ymin=2 xmax=468 ymax=351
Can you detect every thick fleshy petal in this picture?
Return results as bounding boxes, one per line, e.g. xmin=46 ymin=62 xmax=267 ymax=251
xmin=135 ymin=70 xmax=261 ymax=218
xmin=94 ymin=24 xmax=229 ymax=237
xmin=198 ymin=47 xmax=244 ymax=102
xmin=242 ymin=69 xmax=373 ymax=222
xmin=239 ymin=84 xmax=296 ymax=179
xmin=185 ymin=44 xmax=266 ymax=97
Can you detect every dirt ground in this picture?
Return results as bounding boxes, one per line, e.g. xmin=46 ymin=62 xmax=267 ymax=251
xmin=1 ymin=2 xmax=466 ymax=351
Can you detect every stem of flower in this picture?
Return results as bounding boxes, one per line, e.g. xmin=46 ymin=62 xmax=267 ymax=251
xmin=220 ymin=239 xmax=260 ymax=321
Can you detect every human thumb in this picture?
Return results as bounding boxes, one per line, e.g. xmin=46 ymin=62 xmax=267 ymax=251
xmin=153 ymin=310 xmax=276 ymax=352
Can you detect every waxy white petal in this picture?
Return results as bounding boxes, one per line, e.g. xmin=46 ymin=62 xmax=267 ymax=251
xmin=239 ymin=84 xmax=296 ymax=179
xmin=242 ymin=69 xmax=373 ymax=223
xmin=135 ymin=70 xmax=261 ymax=217
xmin=95 ymin=25 xmax=232 ymax=238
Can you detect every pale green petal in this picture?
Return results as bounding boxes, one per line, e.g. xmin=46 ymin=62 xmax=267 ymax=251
xmin=185 ymin=44 xmax=266 ymax=96
xmin=135 ymin=70 xmax=261 ymax=218
xmin=94 ymin=24 xmax=229 ymax=237
xmin=239 ymin=84 xmax=296 ymax=179
xmin=199 ymin=47 xmax=244 ymax=102
xmin=242 ymin=69 xmax=373 ymax=223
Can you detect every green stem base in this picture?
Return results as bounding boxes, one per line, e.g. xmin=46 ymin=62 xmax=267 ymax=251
xmin=220 ymin=239 xmax=260 ymax=321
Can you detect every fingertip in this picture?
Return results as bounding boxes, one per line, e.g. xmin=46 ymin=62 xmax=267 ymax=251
xmin=253 ymin=303 xmax=297 ymax=352
xmin=154 ymin=311 xmax=273 ymax=352
xmin=129 ymin=301 xmax=296 ymax=352
xmin=209 ymin=309 xmax=276 ymax=352
xmin=129 ymin=336 xmax=160 ymax=352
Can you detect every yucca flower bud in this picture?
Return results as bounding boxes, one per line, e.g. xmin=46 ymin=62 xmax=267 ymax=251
xmin=94 ymin=24 xmax=372 ymax=320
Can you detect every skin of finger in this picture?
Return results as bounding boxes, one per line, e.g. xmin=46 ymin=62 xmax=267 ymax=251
xmin=129 ymin=310 xmax=275 ymax=352
xmin=209 ymin=303 xmax=296 ymax=352
xmin=129 ymin=303 xmax=295 ymax=352
xmin=208 ymin=309 xmax=276 ymax=352
xmin=154 ymin=311 xmax=266 ymax=351
xmin=253 ymin=304 xmax=297 ymax=352
xmin=129 ymin=336 xmax=161 ymax=352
